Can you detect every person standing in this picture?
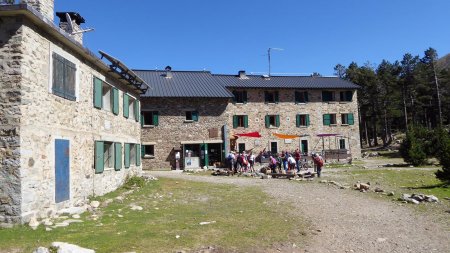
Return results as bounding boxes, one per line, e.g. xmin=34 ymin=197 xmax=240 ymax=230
xmin=249 ymin=152 xmax=255 ymax=172
xmin=226 ymin=151 xmax=235 ymax=174
xmin=312 ymin=153 xmax=324 ymax=177
xmin=294 ymin=148 xmax=301 ymax=172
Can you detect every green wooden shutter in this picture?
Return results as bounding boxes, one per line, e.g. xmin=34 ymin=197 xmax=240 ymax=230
xmin=134 ymin=101 xmax=140 ymax=122
xmin=275 ymin=91 xmax=279 ymax=104
xmin=323 ymin=114 xmax=331 ymax=126
xmin=192 ymin=111 xmax=199 ymax=121
xmin=123 ymin=94 xmax=129 ymax=118
xmin=95 ymin=141 xmax=104 ymax=174
xmin=296 ymin=114 xmax=300 ymax=127
xmin=233 ymin=115 xmax=238 ymax=128
xmin=306 ymin=114 xmax=310 ymax=126
xmin=153 ymin=111 xmax=159 ymax=126
xmin=243 ymin=90 xmax=248 ymax=104
xmin=112 ymin=88 xmax=119 ymax=115
xmin=244 ymin=115 xmax=249 ymax=128
xmin=264 ymin=91 xmax=269 ymax=104
xmin=93 ymin=78 xmax=103 ymax=109
xmin=124 ymin=143 xmax=130 ymax=168
xmin=265 ymin=115 xmax=270 ymax=128
xmin=348 ymin=113 xmax=354 ymax=125
xmin=141 ymin=145 xmax=146 ymax=158
xmin=275 ymin=115 xmax=280 ymax=127
xmin=305 ymin=92 xmax=309 ymax=102
xmin=136 ymin=144 xmax=141 ymax=166
xmin=114 ymin=142 xmax=122 ymax=171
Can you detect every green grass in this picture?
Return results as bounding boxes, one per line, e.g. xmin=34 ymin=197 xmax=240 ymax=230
xmin=0 ymin=178 xmax=305 ymax=253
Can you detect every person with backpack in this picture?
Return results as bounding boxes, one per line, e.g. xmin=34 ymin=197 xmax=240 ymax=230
xmin=312 ymin=152 xmax=324 ymax=177
xmin=226 ymin=151 xmax=235 ymax=174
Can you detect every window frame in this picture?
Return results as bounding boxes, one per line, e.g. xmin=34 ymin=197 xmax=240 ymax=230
xmin=142 ymin=110 xmax=159 ymax=127
xmin=339 ymin=90 xmax=353 ymax=102
xmin=142 ymin=144 xmax=155 ymax=158
xmin=322 ymin=90 xmax=336 ymax=102
xmin=184 ymin=110 xmax=199 ymax=122
xmin=296 ymin=114 xmax=310 ymax=127
xmin=103 ymin=141 xmax=115 ymax=169
xmin=295 ymin=91 xmax=309 ymax=104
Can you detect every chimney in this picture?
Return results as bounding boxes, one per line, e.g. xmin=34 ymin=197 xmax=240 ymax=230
xmin=56 ymin=12 xmax=85 ymax=44
xmin=165 ymin=66 xmax=173 ymax=79
xmin=238 ymin=70 xmax=248 ymax=79
xmin=21 ymin=0 xmax=54 ymax=22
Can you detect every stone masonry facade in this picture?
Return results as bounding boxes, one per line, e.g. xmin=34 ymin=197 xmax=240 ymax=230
xmin=141 ymin=97 xmax=228 ymax=170
xmin=0 ymin=8 xmax=142 ymax=224
xmin=226 ymin=88 xmax=361 ymax=158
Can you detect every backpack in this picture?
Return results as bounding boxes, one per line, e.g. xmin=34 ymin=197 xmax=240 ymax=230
xmin=314 ymin=156 xmax=324 ymax=167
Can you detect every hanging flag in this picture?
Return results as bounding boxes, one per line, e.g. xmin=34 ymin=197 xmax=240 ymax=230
xmin=235 ymin=132 xmax=262 ymax=138
xmin=316 ymin=133 xmax=341 ymax=137
xmin=272 ymin=133 xmax=300 ymax=139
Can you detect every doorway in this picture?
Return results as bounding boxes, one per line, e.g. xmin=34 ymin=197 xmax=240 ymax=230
xmin=270 ymin=141 xmax=278 ymax=154
xmin=238 ymin=143 xmax=246 ymax=153
xmin=301 ymin=140 xmax=308 ymax=155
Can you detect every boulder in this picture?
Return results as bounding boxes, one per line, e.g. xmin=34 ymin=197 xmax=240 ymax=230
xmin=51 ymin=242 xmax=95 ymax=253
xmin=401 ymin=194 xmax=411 ymax=201
xmin=33 ymin=247 xmax=50 ymax=253
xmin=425 ymin=195 xmax=439 ymax=202
xmin=374 ymin=187 xmax=384 ymax=193
xmin=360 ymin=183 xmax=370 ymax=190
xmin=387 ymin=192 xmax=395 ymax=196
xmin=90 ymin=201 xmax=100 ymax=208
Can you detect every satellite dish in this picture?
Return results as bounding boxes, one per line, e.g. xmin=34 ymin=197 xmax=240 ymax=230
xmin=65 ymin=12 xmax=94 ymax=35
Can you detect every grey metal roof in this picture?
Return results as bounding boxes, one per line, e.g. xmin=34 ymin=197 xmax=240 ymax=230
xmin=214 ymin=74 xmax=360 ymax=89
xmin=135 ymin=70 xmax=233 ymax=98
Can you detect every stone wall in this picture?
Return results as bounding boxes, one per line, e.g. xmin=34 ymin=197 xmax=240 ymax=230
xmin=0 ymin=16 xmax=142 ymax=223
xmin=0 ymin=17 xmax=24 ymax=224
xmin=226 ymin=88 xmax=362 ymax=158
xmin=141 ymin=97 xmax=229 ymax=170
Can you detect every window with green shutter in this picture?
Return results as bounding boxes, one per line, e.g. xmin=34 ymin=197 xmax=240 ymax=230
xmin=114 ymin=142 xmax=122 ymax=171
xmin=95 ymin=141 xmax=104 ymax=174
xmin=265 ymin=91 xmax=278 ymax=103
xmin=192 ymin=111 xmax=199 ymax=122
xmin=93 ymin=77 xmax=103 ymax=109
xmin=112 ymin=88 xmax=119 ymax=115
xmin=296 ymin=114 xmax=310 ymax=127
xmin=232 ymin=90 xmax=247 ymax=103
xmin=136 ymin=144 xmax=141 ymax=166
xmin=296 ymin=114 xmax=301 ymax=127
xmin=233 ymin=115 xmax=238 ymax=129
xmin=275 ymin=115 xmax=280 ymax=127
xmin=142 ymin=111 xmax=159 ymax=126
xmin=265 ymin=115 xmax=270 ymax=128
xmin=323 ymin=114 xmax=331 ymax=126
xmin=306 ymin=114 xmax=310 ymax=126
xmin=185 ymin=111 xmax=199 ymax=121
xmin=340 ymin=91 xmax=353 ymax=102
xmin=348 ymin=113 xmax=354 ymax=125
xmin=243 ymin=115 xmax=249 ymax=128
xmin=341 ymin=113 xmax=355 ymax=125
xmin=322 ymin=91 xmax=335 ymax=102
xmin=124 ymin=143 xmax=130 ymax=168
xmin=123 ymin=94 xmax=129 ymax=118
xmin=265 ymin=115 xmax=279 ymax=128
xmin=295 ymin=91 xmax=308 ymax=104
xmin=233 ymin=115 xmax=248 ymax=128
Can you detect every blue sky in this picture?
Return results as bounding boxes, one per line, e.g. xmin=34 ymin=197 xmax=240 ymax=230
xmin=56 ymin=0 xmax=450 ymax=76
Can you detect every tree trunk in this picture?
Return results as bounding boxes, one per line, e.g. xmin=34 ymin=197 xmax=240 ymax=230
xmin=402 ymin=84 xmax=408 ymax=130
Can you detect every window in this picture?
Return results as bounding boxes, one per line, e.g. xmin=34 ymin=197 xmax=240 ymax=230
xmin=233 ymin=115 xmax=248 ymax=128
xmin=270 ymin=141 xmax=278 ymax=154
xmin=265 ymin=115 xmax=280 ymax=128
xmin=93 ymin=77 xmax=119 ymax=114
xmin=52 ymin=52 xmax=76 ymax=101
xmin=264 ymin=91 xmax=279 ymax=103
xmin=129 ymin=97 xmax=135 ymax=120
xmin=142 ymin=145 xmax=155 ymax=158
xmin=142 ymin=111 xmax=159 ymax=126
xmin=323 ymin=114 xmax=337 ymax=125
xmin=94 ymin=141 xmax=122 ymax=173
xmin=130 ymin=144 xmax=136 ymax=165
xmin=185 ymin=111 xmax=199 ymax=122
xmin=124 ymin=143 xmax=141 ymax=168
xmin=295 ymin=91 xmax=309 ymax=104
xmin=341 ymin=113 xmax=355 ymax=125
xmin=238 ymin=143 xmax=246 ymax=153
xmin=123 ymin=94 xmax=140 ymax=122
xmin=296 ymin=114 xmax=310 ymax=127
xmin=232 ymin=90 xmax=248 ymax=103
xmin=340 ymin=91 xmax=353 ymax=102
xmin=339 ymin=139 xmax=346 ymax=149
xmin=322 ymin=91 xmax=336 ymax=102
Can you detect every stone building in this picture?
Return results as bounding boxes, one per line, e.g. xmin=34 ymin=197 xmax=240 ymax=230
xmin=135 ymin=68 xmax=233 ymax=170
xmin=137 ymin=69 xmax=361 ymax=170
xmin=0 ymin=1 xmax=148 ymax=224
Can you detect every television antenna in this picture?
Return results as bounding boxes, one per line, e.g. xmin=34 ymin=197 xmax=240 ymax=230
xmin=65 ymin=13 xmax=94 ymax=35
xmin=268 ymin=47 xmax=283 ymax=76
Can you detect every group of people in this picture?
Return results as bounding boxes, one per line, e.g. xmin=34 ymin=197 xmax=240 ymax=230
xmin=226 ymin=148 xmax=325 ymax=177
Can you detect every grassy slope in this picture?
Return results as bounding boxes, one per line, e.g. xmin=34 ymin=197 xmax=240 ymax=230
xmin=0 ymin=178 xmax=306 ymax=253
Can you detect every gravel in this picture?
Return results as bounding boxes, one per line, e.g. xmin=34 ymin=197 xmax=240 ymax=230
xmin=149 ymin=171 xmax=450 ymax=253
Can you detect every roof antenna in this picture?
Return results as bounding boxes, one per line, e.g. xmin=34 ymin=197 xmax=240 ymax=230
xmin=268 ymin=47 xmax=283 ymax=77
xmin=65 ymin=13 xmax=94 ymax=35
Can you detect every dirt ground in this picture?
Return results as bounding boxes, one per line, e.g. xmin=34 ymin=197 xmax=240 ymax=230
xmin=148 ymin=168 xmax=450 ymax=253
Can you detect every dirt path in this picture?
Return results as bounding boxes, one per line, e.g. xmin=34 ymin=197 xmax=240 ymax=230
xmin=148 ymin=171 xmax=450 ymax=253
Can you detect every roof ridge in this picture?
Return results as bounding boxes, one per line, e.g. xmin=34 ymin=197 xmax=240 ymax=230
xmin=133 ymin=69 xmax=212 ymax=73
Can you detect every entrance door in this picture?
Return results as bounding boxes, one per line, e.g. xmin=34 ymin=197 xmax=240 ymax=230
xmin=55 ymin=139 xmax=70 ymax=203
xmin=238 ymin=143 xmax=245 ymax=153
xmin=339 ymin=139 xmax=346 ymax=149
xmin=208 ymin=143 xmax=223 ymax=166
xmin=301 ymin=140 xmax=308 ymax=155
xmin=270 ymin=141 xmax=278 ymax=154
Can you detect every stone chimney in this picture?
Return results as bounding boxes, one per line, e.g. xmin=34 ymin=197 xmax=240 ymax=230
xmin=165 ymin=66 xmax=173 ymax=79
xmin=238 ymin=70 xmax=248 ymax=79
xmin=21 ymin=0 xmax=54 ymax=22
xmin=56 ymin=12 xmax=85 ymax=45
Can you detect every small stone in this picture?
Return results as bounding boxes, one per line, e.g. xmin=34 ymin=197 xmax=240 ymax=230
xmin=45 ymin=227 xmax=52 ymax=232
xmin=425 ymin=195 xmax=439 ymax=202
xmin=72 ymin=214 xmax=81 ymax=219
xmin=374 ymin=187 xmax=384 ymax=193
xmin=408 ymin=199 xmax=420 ymax=205
xmin=199 ymin=221 xmax=216 ymax=225
xmin=377 ymin=238 xmax=387 ymax=242
xmin=117 ymin=214 xmax=123 ymax=218
xmin=115 ymin=196 xmax=124 ymax=202
xmin=102 ymin=199 xmax=113 ymax=207
xmin=130 ymin=205 xmax=143 ymax=211
xmin=320 ymin=180 xmax=328 ymax=183
xmin=176 ymin=235 xmax=180 ymax=239
xmin=43 ymin=219 xmax=53 ymax=226
xmin=51 ymin=242 xmax=95 ymax=253
xmin=29 ymin=217 xmax=40 ymax=230
xmin=33 ymin=247 xmax=50 ymax=253
xmin=387 ymin=192 xmax=395 ymax=196
xmin=90 ymin=201 xmax=100 ymax=208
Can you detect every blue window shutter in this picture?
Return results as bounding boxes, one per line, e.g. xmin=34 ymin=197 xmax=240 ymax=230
xmin=93 ymin=78 xmax=103 ymax=109
xmin=296 ymin=114 xmax=300 ymax=127
xmin=114 ymin=142 xmax=122 ymax=171
xmin=265 ymin=115 xmax=270 ymax=128
xmin=153 ymin=111 xmax=159 ymax=126
xmin=95 ymin=141 xmax=104 ymax=174
xmin=233 ymin=115 xmax=238 ymax=128
xmin=348 ymin=113 xmax=354 ymax=125
xmin=112 ymin=88 xmax=119 ymax=115
xmin=192 ymin=111 xmax=199 ymax=122
xmin=275 ymin=115 xmax=280 ymax=127
xmin=244 ymin=115 xmax=249 ymax=128
xmin=323 ymin=114 xmax=331 ymax=126
xmin=141 ymin=145 xmax=146 ymax=158
xmin=124 ymin=143 xmax=130 ymax=168
xmin=123 ymin=94 xmax=129 ymax=118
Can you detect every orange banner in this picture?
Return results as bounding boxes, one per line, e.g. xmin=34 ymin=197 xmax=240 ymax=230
xmin=272 ymin=133 xmax=300 ymax=139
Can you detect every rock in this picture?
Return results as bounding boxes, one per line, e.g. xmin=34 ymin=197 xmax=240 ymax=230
xmin=90 ymin=201 xmax=100 ymax=208
xmin=29 ymin=217 xmax=40 ymax=230
xmin=130 ymin=205 xmax=143 ymax=211
xmin=51 ymin=242 xmax=95 ymax=253
xmin=53 ymin=222 xmax=70 ymax=228
xmin=142 ymin=174 xmax=158 ymax=181
xmin=33 ymin=247 xmax=50 ymax=253
xmin=377 ymin=238 xmax=387 ymax=243
xmin=411 ymin=194 xmax=425 ymax=202
xmin=359 ymin=183 xmax=370 ymax=190
xmin=175 ymin=235 xmax=180 ymax=239
xmin=408 ymin=199 xmax=420 ymax=205
xmin=72 ymin=214 xmax=81 ymax=219
xmin=401 ymin=194 xmax=411 ymax=200
xmin=319 ymin=180 xmax=328 ymax=183
xmin=374 ymin=187 xmax=384 ymax=193
xmin=387 ymin=192 xmax=395 ymax=196
xmin=199 ymin=221 xmax=216 ymax=225
xmin=65 ymin=219 xmax=83 ymax=224
xmin=117 ymin=214 xmax=123 ymax=218
xmin=57 ymin=206 xmax=87 ymax=216
xmin=101 ymin=199 xmax=113 ymax=207
xmin=0 ymin=223 xmax=14 ymax=229
xmin=45 ymin=227 xmax=52 ymax=232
